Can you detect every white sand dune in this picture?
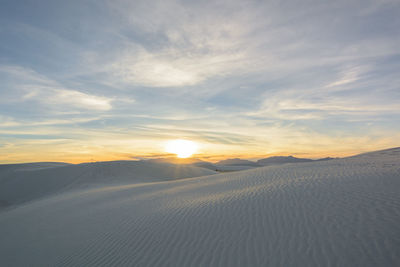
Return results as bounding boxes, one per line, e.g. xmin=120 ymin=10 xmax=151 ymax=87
xmin=0 ymin=161 xmax=216 ymax=208
xmin=0 ymin=148 xmax=399 ymax=266
xmin=0 ymin=162 xmax=71 ymax=172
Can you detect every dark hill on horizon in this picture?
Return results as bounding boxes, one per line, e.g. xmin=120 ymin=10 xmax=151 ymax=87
xmin=216 ymin=158 xmax=261 ymax=167
xmin=257 ymin=156 xmax=313 ymax=166
xmin=145 ymin=155 xmax=336 ymax=171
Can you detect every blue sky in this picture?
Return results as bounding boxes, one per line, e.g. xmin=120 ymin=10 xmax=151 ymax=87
xmin=0 ymin=0 xmax=399 ymax=163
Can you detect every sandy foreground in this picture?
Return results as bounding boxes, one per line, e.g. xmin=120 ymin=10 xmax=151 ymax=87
xmin=0 ymin=148 xmax=399 ymax=266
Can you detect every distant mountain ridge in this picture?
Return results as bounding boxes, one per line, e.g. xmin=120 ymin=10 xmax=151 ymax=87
xmin=145 ymin=155 xmax=336 ymax=172
xmin=216 ymin=158 xmax=261 ymax=167
xmin=257 ymin=156 xmax=313 ymax=166
xmin=214 ymin=155 xmax=335 ymax=167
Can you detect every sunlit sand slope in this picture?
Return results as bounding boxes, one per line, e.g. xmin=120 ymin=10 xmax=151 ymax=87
xmin=0 ymin=161 xmax=217 ymax=207
xmin=0 ymin=148 xmax=399 ymax=266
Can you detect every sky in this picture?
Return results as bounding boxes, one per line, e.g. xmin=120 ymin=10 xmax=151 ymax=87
xmin=0 ymin=0 xmax=400 ymax=163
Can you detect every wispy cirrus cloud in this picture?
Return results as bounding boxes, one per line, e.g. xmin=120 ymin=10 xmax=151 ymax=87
xmin=24 ymin=87 xmax=112 ymax=111
xmin=0 ymin=65 xmax=113 ymax=111
xmin=325 ymin=65 xmax=369 ymax=88
xmin=100 ymin=0 xmax=400 ymax=90
xmin=111 ymin=46 xmax=246 ymax=87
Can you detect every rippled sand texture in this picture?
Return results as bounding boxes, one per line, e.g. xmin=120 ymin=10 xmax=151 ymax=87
xmin=0 ymin=148 xmax=399 ymax=266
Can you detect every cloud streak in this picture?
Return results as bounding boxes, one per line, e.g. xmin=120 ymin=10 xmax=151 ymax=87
xmin=0 ymin=65 xmax=113 ymax=111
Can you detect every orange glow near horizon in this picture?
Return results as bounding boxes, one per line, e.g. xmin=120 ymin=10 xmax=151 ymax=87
xmin=0 ymin=136 xmax=398 ymax=164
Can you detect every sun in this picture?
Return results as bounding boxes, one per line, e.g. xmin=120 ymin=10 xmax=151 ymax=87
xmin=165 ymin=139 xmax=198 ymax=158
